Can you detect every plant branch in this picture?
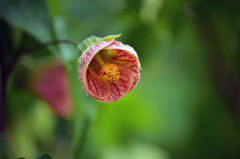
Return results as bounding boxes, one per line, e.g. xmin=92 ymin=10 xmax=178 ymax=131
xmin=4 ymin=39 xmax=79 ymax=81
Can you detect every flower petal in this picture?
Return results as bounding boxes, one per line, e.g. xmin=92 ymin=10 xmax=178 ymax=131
xmin=79 ymin=40 xmax=115 ymax=99
xmin=86 ymin=70 xmax=110 ymax=99
xmin=81 ymin=39 xmax=114 ymax=67
xmin=79 ymin=65 xmax=110 ymax=99
xmin=105 ymin=41 xmax=140 ymax=92
xmin=100 ymin=64 xmax=134 ymax=103
xmin=79 ymin=65 xmax=91 ymax=96
xmin=31 ymin=63 xmax=72 ymax=117
xmin=104 ymin=41 xmax=139 ymax=62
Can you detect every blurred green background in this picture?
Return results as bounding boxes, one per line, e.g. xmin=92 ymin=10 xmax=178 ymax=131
xmin=1 ymin=0 xmax=240 ymax=159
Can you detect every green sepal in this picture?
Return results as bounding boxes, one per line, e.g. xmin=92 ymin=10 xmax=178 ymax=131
xmin=76 ymin=33 xmax=121 ymax=64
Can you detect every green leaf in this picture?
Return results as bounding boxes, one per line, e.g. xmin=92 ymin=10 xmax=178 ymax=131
xmin=76 ymin=33 xmax=121 ymax=64
xmin=0 ymin=0 xmax=54 ymax=42
xmin=0 ymin=0 xmax=71 ymax=69
xmin=36 ymin=153 xmax=52 ymax=159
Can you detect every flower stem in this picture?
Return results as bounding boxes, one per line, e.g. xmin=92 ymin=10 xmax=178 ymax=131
xmin=74 ymin=115 xmax=90 ymax=159
xmin=74 ymin=98 xmax=96 ymax=159
xmin=4 ymin=39 xmax=79 ymax=81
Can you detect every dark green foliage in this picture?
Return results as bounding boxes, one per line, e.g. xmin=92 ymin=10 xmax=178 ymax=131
xmin=36 ymin=153 xmax=52 ymax=159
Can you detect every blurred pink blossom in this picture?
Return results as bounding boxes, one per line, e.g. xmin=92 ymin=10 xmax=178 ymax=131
xmin=31 ymin=62 xmax=72 ymax=117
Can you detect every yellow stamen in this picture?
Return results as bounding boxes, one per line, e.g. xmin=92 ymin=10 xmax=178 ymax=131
xmin=94 ymin=54 xmax=120 ymax=83
xmin=94 ymin=54 xmax=105 ymax=67
xmin=100 ymin=63 xmax=120 ymax=83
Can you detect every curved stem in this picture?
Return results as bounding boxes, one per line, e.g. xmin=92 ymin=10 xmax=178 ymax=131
xmin=25 ymin=39 xmax=79 ymax=53
xmin=4 ymin=39 xmax=79 ymax=81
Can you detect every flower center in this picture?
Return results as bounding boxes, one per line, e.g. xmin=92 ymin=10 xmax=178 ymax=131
xmin=100 ymin=63 xmax=120 ymax=83
xmin=94 ymin=54 xmax=120 ymax=83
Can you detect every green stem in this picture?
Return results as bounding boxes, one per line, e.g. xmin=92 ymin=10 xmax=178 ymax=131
xmin=74 ymin=99 xmax=95 ymax=159
xmin=74 ymin=115 xmax=91 ymax=159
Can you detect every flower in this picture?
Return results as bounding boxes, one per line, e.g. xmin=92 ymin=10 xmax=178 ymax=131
xmin=30 ymin=61 xmax=72 ymax=117
xmin=78 ymin=34 xmax=140 ymax=103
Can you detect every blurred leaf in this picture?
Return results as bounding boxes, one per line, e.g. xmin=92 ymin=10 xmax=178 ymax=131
xmin=6 ymin=100 xmax=56 ymax=159
xmin=36 ymin=153 xmax=52 ymax=159
xmin=0 ymin=0 xmax=54 ymax=42
xmin=0 ymin=135 xmax=14 ymax=159
xmin=0 ymin=0 xmax=63 ymax=69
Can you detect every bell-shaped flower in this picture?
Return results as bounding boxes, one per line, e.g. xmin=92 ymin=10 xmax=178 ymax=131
xmin=30 ymin=61 xmax=72 ymax=117
xmin=77 ymin=34 xmax=140 ymax=103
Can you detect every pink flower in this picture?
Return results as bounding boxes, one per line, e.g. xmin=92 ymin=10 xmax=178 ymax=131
xmin=30 ymin=62 xmax=72 ymax=117
xmin=78 ymin=35 xmax=140 ymax=103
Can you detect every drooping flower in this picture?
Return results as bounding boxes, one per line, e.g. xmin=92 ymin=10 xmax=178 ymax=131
xmin=77 ymin=34 xmax=140 ymax=103
xmin=30 ymin=61 xmax=72 ymax=117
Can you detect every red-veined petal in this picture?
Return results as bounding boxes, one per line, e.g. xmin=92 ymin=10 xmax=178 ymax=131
xmin=100 ymin=64 xmax=134 ymax=103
